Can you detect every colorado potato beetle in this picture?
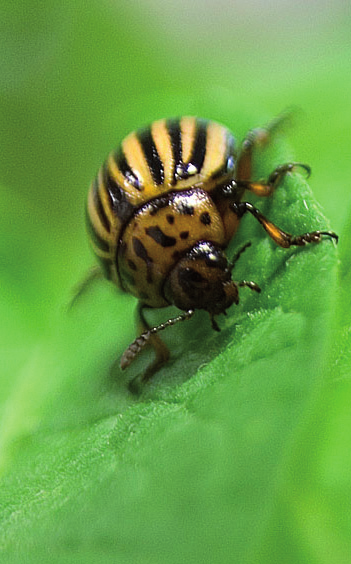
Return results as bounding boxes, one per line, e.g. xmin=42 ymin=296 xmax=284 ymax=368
xmin=84 ymin=113 xmax=337 ymax=385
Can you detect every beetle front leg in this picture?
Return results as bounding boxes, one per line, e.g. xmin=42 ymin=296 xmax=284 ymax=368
xmin=238 ymin=162 xmax=311 ymax=198
xmin=232 ymin=201 xmax=338 ymax=248
xmin=68 ymin=265 xmax=104 ymax=310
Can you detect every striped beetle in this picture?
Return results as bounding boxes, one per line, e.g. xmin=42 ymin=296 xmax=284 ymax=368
xmin=84 ymin=113 xmax=337 ymax=385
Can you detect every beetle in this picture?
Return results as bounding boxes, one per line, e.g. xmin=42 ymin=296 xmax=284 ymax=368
xmin=84 ymin=113 xmax=337 ymax=385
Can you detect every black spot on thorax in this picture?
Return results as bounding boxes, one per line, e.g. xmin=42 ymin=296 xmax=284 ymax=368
xmin=200 ymin=211 xmax=211 ymax=225
xmin=145 ymin=225 xmax=177 ymax=247
xmin=132 ymin=236 xmax=154 ymax=283
xmin=167 ymin=214 xmax=175 ymax=224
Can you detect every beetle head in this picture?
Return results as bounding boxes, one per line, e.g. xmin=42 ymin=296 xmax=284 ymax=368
xmin=164 ymin=241 xmax=239 ymax=316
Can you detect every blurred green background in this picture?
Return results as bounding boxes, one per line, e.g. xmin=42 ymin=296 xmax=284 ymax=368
xmin=1 ymin=1 xmax=351 ymax=562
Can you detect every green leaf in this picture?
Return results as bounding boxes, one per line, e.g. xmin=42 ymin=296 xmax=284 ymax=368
xmin=1 ymin=1 xmax=349 ymax=562
xmin=0 ymin=163 xmax=339 ymax=562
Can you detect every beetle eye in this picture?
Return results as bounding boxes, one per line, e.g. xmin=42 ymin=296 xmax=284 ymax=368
xmin=205 ymin=252 xmax=227 ymax=270
xmin=181 ymin=267 xmax=205 ymax=285
xmin=183 ymin=267 xmax=204 ymax=284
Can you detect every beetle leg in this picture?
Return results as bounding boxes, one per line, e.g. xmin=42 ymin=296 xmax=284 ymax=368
xmin=232 ymin=201 xmax=338 ymax=248
xmin=236 ymin=110 xmax=294 ymax=181
xmin=210 ymin=314 xmax=221 ymax=332
xmin=241 ymin=162 xmax=311 ymax=198
xmin=121 ymin=305 xmax=194 ymax=386
xmin=68 ymin=265 xmax=104 ymax=310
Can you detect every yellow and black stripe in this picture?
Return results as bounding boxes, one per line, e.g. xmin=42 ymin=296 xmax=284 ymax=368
xmin=86 ymin=117 xmax=236 ymax=288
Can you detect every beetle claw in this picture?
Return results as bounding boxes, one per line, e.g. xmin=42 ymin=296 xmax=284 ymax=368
xmin=293 ymin=162 xmax=312 ymax=178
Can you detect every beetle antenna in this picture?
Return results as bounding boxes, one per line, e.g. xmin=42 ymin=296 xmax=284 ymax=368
xmin=238 ymin=280 xmax=261 ymax=293
xmin=120 ymin=310 xmax=195 ymax=370
xmin=229 ymin=242 xmax=252 ymax=271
